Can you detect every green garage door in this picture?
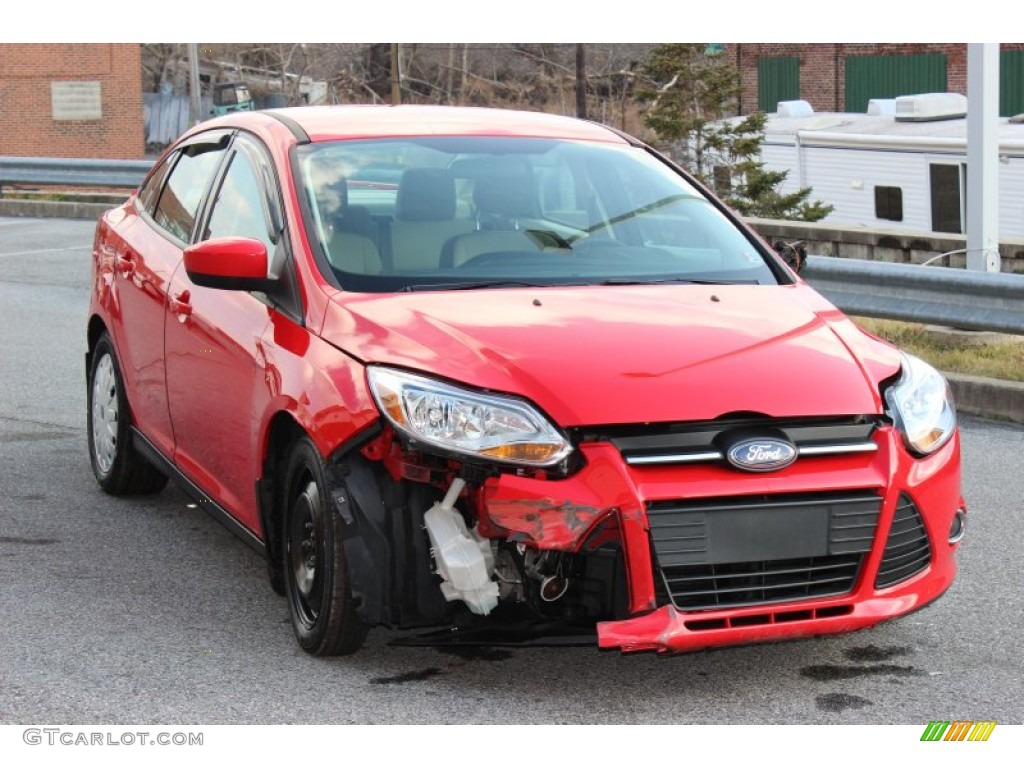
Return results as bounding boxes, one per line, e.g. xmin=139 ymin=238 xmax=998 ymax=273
xmin=845 ymin=54 xmax=947 ymax=112
xmin=758 ymin=57 xmax=800 ymax=112
xmin=1001 ymin=50 xmax=1024 ymax=117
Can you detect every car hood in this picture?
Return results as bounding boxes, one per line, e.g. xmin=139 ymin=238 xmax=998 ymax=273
xmin=321 ymin=284 xmax=901 ymax=427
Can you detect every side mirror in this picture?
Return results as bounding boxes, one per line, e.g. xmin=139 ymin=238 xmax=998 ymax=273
xmin=184 ymin=237 xmax=273 ymax=291
xmin=773 ymin=240 xmax=807 ymax=274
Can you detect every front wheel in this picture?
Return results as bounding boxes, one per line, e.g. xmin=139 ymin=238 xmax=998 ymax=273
xmin=282 ymin=437 xmax=367 ymax=656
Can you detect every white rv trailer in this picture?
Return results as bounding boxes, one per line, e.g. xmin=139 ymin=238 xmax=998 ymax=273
xmin=756 ymin=94 xmax=1024 ymax=238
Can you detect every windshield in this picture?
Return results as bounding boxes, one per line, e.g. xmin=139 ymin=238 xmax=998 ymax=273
xmin=296 ymin=136 xmax=781 ymax=292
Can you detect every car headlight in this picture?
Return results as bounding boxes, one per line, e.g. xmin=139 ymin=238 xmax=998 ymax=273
xmin=367 ymin=367 xmax=572 ymax=467
xmin=884 ymin=353 xmax=956 ymax=455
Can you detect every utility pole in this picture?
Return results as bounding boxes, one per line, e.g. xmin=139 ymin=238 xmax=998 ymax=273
xmin=390 ymin=43 xmax=402 ymax=105
xmin=187 ymin=43 xmax=202 ymax=126
xmin=575 ymin=44 xmax=587 ymax=119
xmin=966 ymin=43 xmax=1000 ymax=272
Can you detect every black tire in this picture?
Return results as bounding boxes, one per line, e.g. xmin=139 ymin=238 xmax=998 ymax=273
xmin=281 ymin=437 xmax=368 ymax=656
xmin=87 ymin=333 xmax=169 ymax=496
xmin=267 ymin=557 xmax=286 ymax=597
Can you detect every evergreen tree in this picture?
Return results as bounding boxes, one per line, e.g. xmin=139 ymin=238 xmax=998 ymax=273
xmin=640 ymin=44 xmax=832 ymax=222
xmin=639 ymin=43 xmax=738 ymax=182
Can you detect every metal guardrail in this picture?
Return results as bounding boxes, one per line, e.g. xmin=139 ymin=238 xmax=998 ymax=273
xmin=0 ymin=156 xmax=152 ymax=190
xmin=805 ymin=255 xmax=1024 ymax=335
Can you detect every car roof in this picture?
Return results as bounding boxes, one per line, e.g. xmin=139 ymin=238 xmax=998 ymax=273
xmin=260 ymin=105 xmax=631 ymax=144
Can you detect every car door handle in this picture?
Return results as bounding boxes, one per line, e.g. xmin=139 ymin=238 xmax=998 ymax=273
xmin=169 ymin=290 xmax=192 ymax=319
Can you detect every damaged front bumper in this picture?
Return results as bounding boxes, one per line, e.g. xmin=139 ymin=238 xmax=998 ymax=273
xmin=475 ymin=425 xmax=962 ymax=654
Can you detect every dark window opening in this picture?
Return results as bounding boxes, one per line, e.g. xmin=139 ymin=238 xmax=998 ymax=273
xmin=874 ymin=186 xmax=903 ymax=221
xmin=929 ymin=164 xmax=962 ymax=234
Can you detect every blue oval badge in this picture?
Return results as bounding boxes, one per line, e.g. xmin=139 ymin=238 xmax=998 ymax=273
xmin=726 ymin=437 xmax=798 ymax=472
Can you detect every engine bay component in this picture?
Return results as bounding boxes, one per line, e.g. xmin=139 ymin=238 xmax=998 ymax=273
xmin=423 ymin=478 xmax=499 ymax=615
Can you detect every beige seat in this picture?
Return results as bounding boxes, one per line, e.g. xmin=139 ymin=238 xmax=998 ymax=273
xmin=443 ymin=173 xmax=551 ymax=268
xmin=326 ymin=231 xmax=383 ymax=274
xmin=390 ymin=169 xmax=474 ymax=272
xmin=313 ymin=175 xmax=384 ymax=274
xmin=447 ymin=230 xmax=544 ymax=268
xmin=314 ymin=176 xmax=379 ymax=243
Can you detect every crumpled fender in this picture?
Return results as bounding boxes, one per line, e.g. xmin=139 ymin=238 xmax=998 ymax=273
xmin=476 ymin=444 xmax=658 ymax=614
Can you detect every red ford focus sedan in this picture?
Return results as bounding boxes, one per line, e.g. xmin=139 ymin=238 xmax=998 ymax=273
xmin=87 ymin=106 xmax=965 ymax=655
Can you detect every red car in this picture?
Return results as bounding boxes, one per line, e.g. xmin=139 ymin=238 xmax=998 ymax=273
xmin=87 ymin=106 xmax=964 ymax=655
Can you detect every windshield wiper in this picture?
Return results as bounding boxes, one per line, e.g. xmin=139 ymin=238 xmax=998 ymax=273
xmin=401 ymin=280 xmax=552 ymax=292
xmin=567 ymin=194 xmax=695 ymax=243
xmin=524 ymin=229 xmax=574 ymax=249
xmin=598 ymin=277 xmax=760 ymax=286
xmin=401 ymin=277 xmax=757 ymax=291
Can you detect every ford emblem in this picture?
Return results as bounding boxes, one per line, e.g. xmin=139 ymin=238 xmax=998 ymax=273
xmin=726 ymin=437 xmax=798 ymax=472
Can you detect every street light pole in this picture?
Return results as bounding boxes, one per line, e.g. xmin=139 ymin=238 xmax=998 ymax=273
xmin=966 ymin=43 xmax=1000 ymax=272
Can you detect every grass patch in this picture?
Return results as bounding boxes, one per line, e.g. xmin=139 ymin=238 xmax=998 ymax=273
xmin=1 ymin=190 xmax=127 ymax=204
xmin=2 ymin=191 xmax=69 ymax=201
xmin=853 ymin=317 xmax=1024 ymax=383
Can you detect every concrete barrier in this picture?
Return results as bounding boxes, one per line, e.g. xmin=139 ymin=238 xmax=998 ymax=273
xmin=946 ymin=372 xmax=1024 ymax=425
xmin=0 ymin=198 xmax=114 ymax=220
xmin=747 ymin=217 xmax=1024 ymax=274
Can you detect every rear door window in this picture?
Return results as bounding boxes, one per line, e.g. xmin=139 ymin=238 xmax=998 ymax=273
xmin=137 ymin=153 xmax=176 ymax=214
xmin=153 ymin=141 xmax=228 ymax=242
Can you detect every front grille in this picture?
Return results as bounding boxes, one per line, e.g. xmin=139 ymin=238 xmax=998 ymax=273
xmin=649 ymin=491 xmax=880 ymax=610
xmin=574 ymin=415 xmax=880 ymax=467
xmin=648 ymin=492 xmax=882 ymax=567
xmin=875 ymin=493 xmax=932 ymax=588
xmin=660 ymin=555 xmax=864 ymax=610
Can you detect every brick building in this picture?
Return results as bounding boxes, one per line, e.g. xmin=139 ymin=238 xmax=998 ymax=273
xmin=727 ymin=43 xmax=1024 ymax=116
xmin=0 ymin=44 xmax=143 ymax=159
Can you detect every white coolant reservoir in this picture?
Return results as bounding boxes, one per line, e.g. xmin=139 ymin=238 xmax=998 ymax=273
xmin=423 ymin=478 xmax=499 ymax=615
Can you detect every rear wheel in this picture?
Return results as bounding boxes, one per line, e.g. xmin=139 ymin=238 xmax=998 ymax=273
xmin=282 ymin=437 xmax=367 ymax=656
xmin=87 ymin=333 xmax=168 ymax=495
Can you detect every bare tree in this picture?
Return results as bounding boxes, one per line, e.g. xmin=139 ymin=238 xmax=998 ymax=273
xmin=141 ymin=42 xmax=658 ymax=129
xmin=141 ymin=44 xmax=184 ymax=93
xmin=575 ymin=44 xmax=587 ymax=119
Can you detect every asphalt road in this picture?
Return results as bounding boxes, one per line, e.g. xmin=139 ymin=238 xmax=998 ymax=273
xmin=0 ymin=216 xmax=1021 ymax=725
